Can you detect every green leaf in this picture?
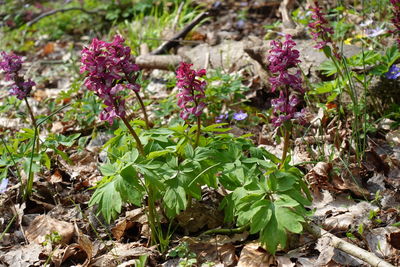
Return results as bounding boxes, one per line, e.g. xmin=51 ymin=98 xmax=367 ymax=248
xmin=184 ymin=143 xmax=194 ymax=158
xmin=260 ymin=213 xmax=286 ymax=255
xmin=147 ymin=149 xmax=173 ymax=159
xmin=319 ymin=59 xmax=337 ymax=76
xmin=89 ymin=180 xmax=122 ymax=223
xmin=275 ymin=205 xmax=304 ymax=233
xmin=41 ymin=152 xmax=51 ymax=170
xmin=114 ymin=175 xmax=142 ymax=206
xmin=266 ymin=173 xmax=277 ymax=191
xmin=202 ymin=123 xmax=231 ymax=132
xmin=163 ymin=183 xmax=187 ymax=218
xmin=99 ymin=162 xmax=117 ymax=176
xmin=250 ymin=200 xmax=272 ymax=234
xmin=383 ymin=45 xmax=400 ymax=66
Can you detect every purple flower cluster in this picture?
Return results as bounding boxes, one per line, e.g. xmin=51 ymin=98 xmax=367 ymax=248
xmin=268 ymin=35 xmax=306 ymax=127
xmin=390 ymin=0 xmax=400 ymax=47
xmin=176 ymin=62 xmax=207 ymax=120
xmin=0 ymin=52 xmax=35 ymax=100
xmin=81 ymin=35 xmax=140 ymax=124
xmin=308 ymin=1 xmax=341 ymax=60
xmin=386 ymin=65 xmax=400 ymax=79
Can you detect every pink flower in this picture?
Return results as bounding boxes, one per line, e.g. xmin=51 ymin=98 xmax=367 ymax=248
xmin=268 ymin=35 xmax=306 ymax=127
xmin=308 ymin=1 xmax=341 ymax=60
xmin=176 ymin=62 xmax=207 ymax=120
xmin=80 ymin=35 xmax=140 ymax=124
xmin=0 ymin=52 xmax=35 ymax=100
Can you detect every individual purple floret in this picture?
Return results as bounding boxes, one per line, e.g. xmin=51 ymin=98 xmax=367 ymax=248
xmin=176 ymin=62 xmax=207 ymax=120
xmin=385 ymin=65 xmax=400 ymax=79
xmin=308 ymin=1 xmax=341 ymax=60
xmin=0 ymin=51 xmax=35 ymax=100
xmin=81 ymin=35 xmax=141 ymax=124
xmin=233 ymin=111 xmax=248 ymax=121
xmin=268 ymin=35 xmax=306 ymax=127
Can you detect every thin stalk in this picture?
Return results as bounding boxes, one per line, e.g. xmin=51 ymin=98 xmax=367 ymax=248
xmin=281 ymin=127 xmax=291 ymax=164
xmin=24 ymin=97 xmax=39 ymax=152
xmin=120 ymin=116 xmax=145 ymax=156
xmin=194 ymin=116 xmax=201 ymax=148
xmin=25 ymin=127 xmax=37 ymax=199
xmin=133 ymin=91 xmax=150 ymax=130
xmin=0 ymin=215 xmax=16 ymax=241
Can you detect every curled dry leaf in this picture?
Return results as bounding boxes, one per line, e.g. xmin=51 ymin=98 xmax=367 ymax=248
xmin=112 ymin=208 xmax=151 ymax=240
xmin=25 ymin=214 xmax=74 ymax=245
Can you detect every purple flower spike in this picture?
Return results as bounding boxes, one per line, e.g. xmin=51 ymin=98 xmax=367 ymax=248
xmin=308 ymin=1 xmax=341 ymax=60
xmin=176 ymin=62 xmax=207 ymax=120
xmin=81 ymin=35 xmax=141 ymax=124
xmin=233 ymin=111 xmax=248 ymax=121
xmin=0 ymin=52 xmax=35 ymax=99
xmin=268 ymin=35 xmax=306 ymax=127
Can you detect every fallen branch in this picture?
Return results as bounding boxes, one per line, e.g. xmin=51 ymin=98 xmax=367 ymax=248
xmin=306 ymin=223 xmax=395 ymax=267
xmin=27 ymin=7 xmax=101 ymax=27
xmin=135 ymin=54 xmax=184 ymax=70
xmin=150 ymin=9 xmax=213 ymax=55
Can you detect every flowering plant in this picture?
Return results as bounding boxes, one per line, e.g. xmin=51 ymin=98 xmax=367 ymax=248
xmin=176 ymin=62 xmax=206 ymax=147
xmin=0 ymin=52 xmax=36 ymax=127
xmin=267 ymin=35 xmax=306 ymax=162
xmin=308 ymin=1 xmax=341 ymax=60
xmin=81 ymin=35 xmax=148 ymax=154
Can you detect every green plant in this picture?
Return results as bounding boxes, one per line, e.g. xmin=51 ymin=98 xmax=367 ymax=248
xmin=168 ymin=242 xmax=197 ymax=267
xmin=112 ymin=0 xmax=202 ymax=55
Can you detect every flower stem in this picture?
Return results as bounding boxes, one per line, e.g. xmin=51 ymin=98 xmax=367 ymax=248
xmin=120 ymin=116 xmax=145 ymax=156
xmin=134 ymin=91 xmax=150 ymax=130
xmin=194 ymin=116 xmax=201 ymax=148
xmin=281 ymin=127 xmax=291 ymax=164
xmin=24 ymin=97 xmax=39 ymax=152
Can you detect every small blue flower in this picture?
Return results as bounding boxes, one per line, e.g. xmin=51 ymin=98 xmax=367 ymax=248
xmin=215 ymin=112 xmax=228 ymax=123
xmin=0 ymin=178 xmax=8 ymax=193
xmin=385 ymin=65 xmax=400 ymax=79
xmin=365 ymin=26 xmax=386 ymax=37
xmin=233 ymin=111 xmax=248 ymax=121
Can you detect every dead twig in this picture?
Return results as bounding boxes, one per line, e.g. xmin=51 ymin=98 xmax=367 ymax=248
xmin=306 ymin=223 xmax=395 ymax=267
xmin=27 ymin=7 xmax=101 ymax=27
xmin=150 ymin=8 xmax=215 ymax=55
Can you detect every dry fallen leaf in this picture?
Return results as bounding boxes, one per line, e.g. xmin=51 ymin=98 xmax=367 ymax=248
xmin=237 ymin=242 xmax=276 ymax=267
xmin=312 ymin=191 xmax=378 ymax=231
xmin=1 ymin=243 xmax=43 ymax=267
xmin=25 ymin=214 xmax=74 ymax=244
